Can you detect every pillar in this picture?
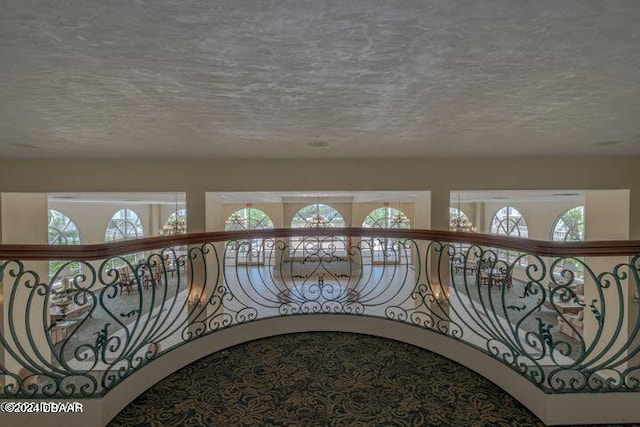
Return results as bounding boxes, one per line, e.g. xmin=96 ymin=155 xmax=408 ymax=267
xmin=583 ymin=190 xmax=634 ymax=372
xmin=1 ymin=193 xmax=49 ymax=385
xmin=430 ymin=189 xmax=451 ymax=285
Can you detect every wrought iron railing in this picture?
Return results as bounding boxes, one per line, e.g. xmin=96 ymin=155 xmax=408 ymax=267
xmin=1 ymin=228 xmax=639 ymax=398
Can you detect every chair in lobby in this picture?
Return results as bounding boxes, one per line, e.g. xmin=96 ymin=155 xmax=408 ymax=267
xmin=144 ymin=266 xmax=163 ymax=290
xmin=118 ymin=267 xmax=138 ymax=295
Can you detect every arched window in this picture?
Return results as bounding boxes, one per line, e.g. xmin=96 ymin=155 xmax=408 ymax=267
xmin=225 ymin=208 xmax=274 ymax=265
xmin=552 ymin=206 xmax=585 ymax=281
xmin=48 ymin=209 xmax=81 ymax=278
xmin=162 ymin=209 xmax=187 ymax=235
xmin=105 ymin=209 xmax=145 ymax=266
xmin=490 ymin=206 xmax=528 ymax=266
xmin=491 ymin=206 xmax=528 ymax=238
xmin=362 ymin=206 xmax=411 ymax=264
xmin=362 ymin=206 xmax=410 ymax=229
xmin=291 ymin=203 xmax=346 ymax=228
xmin=225 ymin=208 xmax=274 ymax=231
xmin=552 ymin=206 xmax=584 ymax=242
xmin=290 ymin=203 xmax=346 ymax=259
xmin=105 ymin=209 xmax=144 ymax=241
xmin=48 ymin=209 xmax=81 ymax=245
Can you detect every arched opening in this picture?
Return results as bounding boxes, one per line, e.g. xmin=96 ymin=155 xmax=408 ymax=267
xmin=105 ymin=208 xmax=145 ymax=266
xmin=490 ymin=206 xmax=529 ymax=266
xmin=362 ymin=206 xmax=411 ymax=264
xmin=225 ymin=208 xmax=275 ymax=265
xmin=551 ymin=206 xmax=585 ymax=282
xmin=48 ymin=209 xmax=82 ymax=279
xmin=290 ymin=203 xmax=346 ymax=261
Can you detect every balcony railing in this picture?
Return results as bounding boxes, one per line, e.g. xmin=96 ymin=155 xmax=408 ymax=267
xmin=1 ymin=228 xmax=639 ymax=402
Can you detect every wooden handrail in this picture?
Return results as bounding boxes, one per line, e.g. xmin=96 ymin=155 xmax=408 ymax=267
xmin=1 ymin=228 xmax=639 ymax=260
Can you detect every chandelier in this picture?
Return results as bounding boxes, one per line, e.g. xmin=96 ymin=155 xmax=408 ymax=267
xmin=225 ymin=212 xmax=245 ymax=228
xmin=449 ymin=215 xmax=476 ymax=232
xmin=450 ymin=192 xmax=476 ymax=232
xmin=306 ymin=213 xmax=332 ymax=228
xmin=161 ymin=216 xmax=187 ymax=235
xmin=161 ymin=194 xmax=187 ymax=235
xmin=390 ymin=210 xmax=410 ymax=227
xmin=306 ymin=196 xmax=332 ymax=228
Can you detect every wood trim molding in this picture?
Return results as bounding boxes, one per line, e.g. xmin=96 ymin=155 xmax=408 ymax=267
xmin=1 ymin=228 xmax=639 ymax=260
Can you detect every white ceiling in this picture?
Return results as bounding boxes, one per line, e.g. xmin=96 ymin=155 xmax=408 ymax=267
xmin=2 ymin=1 xmax=640 ymax=160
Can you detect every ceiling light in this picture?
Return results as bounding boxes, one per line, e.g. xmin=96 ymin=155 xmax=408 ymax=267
xmin=594 ymin=140 xmax=623 ymax=146
xmin=308 ymin=141 xmax=330 ymax=148
xmin=9 ymin=143 xmax=40 ymax=149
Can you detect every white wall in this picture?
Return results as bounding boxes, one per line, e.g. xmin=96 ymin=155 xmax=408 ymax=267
xmin=1 ymin=193 xmax=49 ymax=378
xmin=1 ymin=157 xmax=637 ymax=238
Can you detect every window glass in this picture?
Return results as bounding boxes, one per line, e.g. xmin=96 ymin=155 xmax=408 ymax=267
xmin=105 ymin=209 xmax=144 ymax=241
xmin=48 ymin=209 xmax=81 ymax=245
xmin=48 ymin=209 xmax=82 ymax=278
xmin=225 ymin=208 xmax=274 ymax=265
xmin=290 ymin=203 xmax=346 ymax=258
xmin=362 ymin=207 xmax=410 ymax=229
xmin=552 ymin=206 xmax=585 ymax=281
xmin=490 ymin=206 xmax=528 ymax=265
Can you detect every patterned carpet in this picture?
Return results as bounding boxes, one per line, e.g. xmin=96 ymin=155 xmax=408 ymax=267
xmin=109 ymin=332 xmax=635 ymax=427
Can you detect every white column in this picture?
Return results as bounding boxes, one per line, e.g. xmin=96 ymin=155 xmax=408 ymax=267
xmin=186 ymin=191 xmax=206 ymax=233
xmin=629 ymin=189 xmax=640 ymax=369
xmin=583 ymin=190 xmax=633 ymax=370
xmin=150 ymin=204 xmax=161 ymax=236
xmin=1 ymin=193 xmax=49 ymax=381
xmin=197 ymin=193 xmax=225 ymax=327
xmin=0 ymin=194 xmax=3 ymax=376
xmin=184 ymin=190 xmax=225 ymax=313
xmin=430 ymin=188 xmax=451 ymax=284
xmin=430 ymin=189 xmax=450 ymax=232
xmin=428 ymin=189 xmax=452 ymax=319
xmin=412 ymin=192 xmax=431 ymax=279
xmin=205 ymin=192 xmax=224 ymax=232
xmin=183 ymin=191 xmax=208 ymax=335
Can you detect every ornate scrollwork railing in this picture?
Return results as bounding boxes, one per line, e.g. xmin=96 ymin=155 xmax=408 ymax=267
xmin=1 ymin=228 xmax=639 ymax=397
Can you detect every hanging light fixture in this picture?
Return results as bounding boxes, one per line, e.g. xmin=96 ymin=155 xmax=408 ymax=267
xmin=161 ymin=193 xmax=187 ymax=235
xmin=449 ymin=192 xmax=476 ymax=232
xmin=389 ymin=201 xmax=409 ymax=227
xmin=225 ymin=212 xmax=245 ymax=228
xmin=306 ymin=195 xmax=332 ymax=228
xmin=225 ymin=196 xmax=245 ymax=229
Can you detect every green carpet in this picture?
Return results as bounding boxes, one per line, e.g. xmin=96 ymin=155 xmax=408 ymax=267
xmin=108 ymin=332 xmax=634 ymax=427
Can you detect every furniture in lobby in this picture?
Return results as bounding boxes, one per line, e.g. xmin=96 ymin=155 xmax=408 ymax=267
xmin=49 ymin=320 xmax=79 ymax=345
xmin=558 ymin=309 xmax=584 ymax=340
xmin=477 ymin=263 xmax=512 ymax=289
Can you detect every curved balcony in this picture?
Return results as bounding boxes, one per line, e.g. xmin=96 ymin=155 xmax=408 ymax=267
xmin=1 ymin=228 xmax=639 ymax=426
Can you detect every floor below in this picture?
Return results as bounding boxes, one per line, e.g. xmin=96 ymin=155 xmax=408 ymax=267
xmin=107 ymin=331 xmax=629 ymax=427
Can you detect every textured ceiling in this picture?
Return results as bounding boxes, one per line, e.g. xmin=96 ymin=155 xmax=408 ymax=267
xmin=2 ymin=0 xmax=640 ymax=159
